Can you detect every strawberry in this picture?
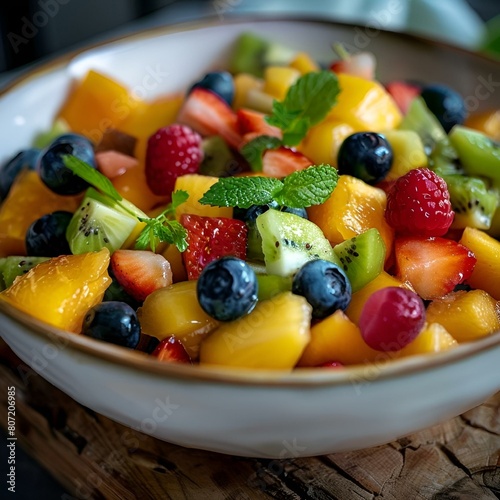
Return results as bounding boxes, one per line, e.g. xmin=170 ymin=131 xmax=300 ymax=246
xmin=110 ymin=249 xmax=173 ymax=302
xmin=177 ymin=87 xmax=242 ymax=149
xmin=330 ymin=51 xmax=376 ymax=80
xmin=180 ymin=214 xmax=248 ymax=280
xmin=95 ymin=150 xmax=138 ymax=179
xmin=152 ymin=336 xmax=192 ymax=364
xmin=385 ymin=80 xmax=421 ymax=114
xmin=145 ymin=124 xmax=203 ymax=198
xmin=261 ymin=147 xmax=313 ymax=177
xmin=394 ymin=236 xmax=476 ymax=300
xmin=385 ymin=168 xmax=454 ymax=238
xmin=237 ymin=108 xmax=282 ymax=138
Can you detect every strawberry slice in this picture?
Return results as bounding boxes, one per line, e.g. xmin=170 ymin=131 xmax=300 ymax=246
xmin=110 ymin=249 xmax=173 ymax=302
xmin=152 ymin=336 xmax=192 ymax=363
xmin=394 ymin=236 xmax=476 ymax=300
xmin=385 ymin=80 xmax=421 ymax=114
xmin=95 ymin=150 xmax=138 ymax=179
xmin=177 ymin=87 xmax=242 ymax=149
xmin=237 ymin=108 xmax=282 ymax=138
xmin=180 ymin=214 xmax=248 ymax=280
xmin=262 ymin=147 xmax=313 ymax=177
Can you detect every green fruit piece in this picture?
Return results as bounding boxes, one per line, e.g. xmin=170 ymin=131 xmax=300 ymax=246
xmin=199 ymin=136 xmax=237 ymax=177
xmin=66 ymin=189 xmax=139 ymax=254
xmin=449 ymin=125 xmax=500 ymax=183
xmin=32 ymin=119 xmax=70 ymax=149
xmin=0 ymin=256 xmax=49 ymax=290
xmin=256 ymin=209 xmax=341 ymax=277
xmin=228 ymin=32 xmax=295 ymax=78
xmin=444 ymin=174 xmax=498 ymax=230
xmin=399 ymin=97 xmax=458 ymax=173
xmin=256 ymin=274 xmax=293 ymax=301
xmin=333 ymin=228 xmax=385 ymax=293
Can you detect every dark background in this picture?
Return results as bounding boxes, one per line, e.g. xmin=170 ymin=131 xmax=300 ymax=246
xmin=1 ymin=0 xmax=500 ymax=498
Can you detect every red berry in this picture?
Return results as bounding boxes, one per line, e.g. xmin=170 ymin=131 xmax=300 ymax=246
xmin=385 ymin=168 xmax=454 ymax=237
xmin=359 ymin=287 xmax=425 ymax=351
xmin=145 ymin=124 xmax=203 ymax=197
xmin=152 ymin=336 xmax=192 ymax=364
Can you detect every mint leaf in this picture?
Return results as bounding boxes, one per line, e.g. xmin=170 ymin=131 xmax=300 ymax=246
xmin=274 ymin=165 xmax=338 ymax=208
xmin=199 ymin=165 xmax=338 ymax=209
xmin=63 ymin=155 xmax=122 ymax=202
xmin=240 ymin=135 xmax=282 ymax=171
xmin=135 ymin=190 xmax=189 ymax=252
xmin=266 ymin=70 xmax=340 ymax=146
xmin=199 ymin=176 xmax=283 ymax=208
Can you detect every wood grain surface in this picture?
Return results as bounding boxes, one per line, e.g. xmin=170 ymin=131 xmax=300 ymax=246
xmin=1 ymin=339 xmax=499 ymax=499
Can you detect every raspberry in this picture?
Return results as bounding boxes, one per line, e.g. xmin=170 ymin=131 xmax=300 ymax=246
xmin=145 ymin=124 xmax=203 ymax=197
xmin=385 ymin=168 xmax=454 ymax=237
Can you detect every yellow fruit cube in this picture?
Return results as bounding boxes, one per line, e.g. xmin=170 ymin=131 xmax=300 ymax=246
xmin=425 ymin=290 xmax=500 ymax=342
xmin=232 ymin=73 xmax=264 ymax=111
xmin=297 ymin=310 xmax=380 ymax=366
xmin=138 ymin=280 xmax=218 ymax=359
xmin=174 ymin=174 xmax=232 ymax=220
xmin=459 ymin=227 xmax=500 ymax=300
xmin=262 ymin=66 xmax=301 ymax=100
xmin=328 ymin=73 xmax=402 ymax=131
xmin=395 ymin=323 xmax=457 ymax=358
xmin=0 ymin=249 xmax=111 ymax=333
xmin=199 ymin=292 xmax=311 ymax=370
xmin=289 ymin=52 xmax=320 ymax=75
xmin=298 ymin=119 xmax=355 ymax=168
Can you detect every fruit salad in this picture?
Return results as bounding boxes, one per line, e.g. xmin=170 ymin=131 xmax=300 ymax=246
xmin=1 ymin=32 xmax=500 ymax=371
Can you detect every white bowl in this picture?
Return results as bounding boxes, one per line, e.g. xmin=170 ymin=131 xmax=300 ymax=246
xmin=1 ymin=17 xmax=499 ymax=458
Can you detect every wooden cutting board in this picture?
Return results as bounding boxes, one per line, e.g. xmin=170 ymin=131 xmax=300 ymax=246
xmin=1 ymin=339 xmax=499 ymax=499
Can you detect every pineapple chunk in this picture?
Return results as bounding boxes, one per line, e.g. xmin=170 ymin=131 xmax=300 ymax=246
xmin=138 ymin=280 xmax=218 ymax=359
xmin=199 ymin=292 xmax=311 ymax=370
xmin=426 ymin=290 xmax=500 ymax=342
xmin=459 ymin=227 xmax=500 ymax=300
xmin=396 ymin=322 xmax=457 ymax=357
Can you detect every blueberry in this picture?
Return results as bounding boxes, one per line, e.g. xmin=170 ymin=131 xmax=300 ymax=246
xmin=234 ymin=203 xmax=308 ymax=223
xmin=337 ymin=132 xmax=393 ymax=184
xmin=189 ymin=71 xmax=235 ymax=106
xmin=292 ymin=259 xmax=352 ymax=319
xmin=38 ymin=133 xmax=96 ymax=195
xmin=420 ymin=84 xmax=467 ymax=133
xmin=197 ymin=256 xmax=258 ymax=321
xmin=0 ymin=148 xmax=40 ymax=200
xmin=82 ymin=301 xmax=141 ymax=348
xmin=25 ymin=210 xmax=73 ymax=257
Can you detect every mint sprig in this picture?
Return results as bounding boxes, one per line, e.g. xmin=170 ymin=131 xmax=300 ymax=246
xmin=240 ymin=135 xmax=282 ymax=172
xmin=199 ymin=164 xmax=337 ymax=209
xmin=135 ymin=190 xmax=189 ymax=252
xmin=62 ymin=155 xmax=189 ymax=252
xmin=266 ymin=70 xmax=340 ymax=146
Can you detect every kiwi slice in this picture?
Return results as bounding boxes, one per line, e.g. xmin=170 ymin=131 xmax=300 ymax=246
xmin=199 ymin=136 xmax=238 ymax=177
xmin=443 ymin=174 xmax=498 ymax=230
xmin=333 ymin=228 xmax=385 ymax=293
xmin=256 ymin=274 xmax=293 ymax=301
xmin=228 ymin=32 xmax=295 ymax=77
xmin=66 ymin=188 xmax=139 ymax=254
xmin=399 ymin=97 xmax=458 ymax=173
xmin=0 ymin=256 xmax=49 ymax=291
xmin=449 ymin=125 xmax=500 ymax=183
xmin=256 ymin=209 xmax=341 ymax=277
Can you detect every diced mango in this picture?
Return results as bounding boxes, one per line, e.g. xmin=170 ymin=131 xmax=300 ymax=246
xmin=162 ymin=244 xmax=188 ymax=283
xmin=328 ymin=73 xmax=402 ymax=131
xmin=465 ymin=109 xmax=500 ymax=141
xmin=138 ymin=280 xmax=218 ymax=359
xmin=395 ymin=323 xmax=457 ymax=357
xmin=289 ymin=52 xmax=320 ymax=75
xmin=307 ymin=175 xmax=394 ymax=260
xmin=174 ymin=174 xmax=232 ymax=219
xmin=232 ymin=73 xmax=264 ymax=111
xmin=345 ymin=271 xmax=408 ymax=325
xmin=459 ymin=227 xmax=500 ymax=300
xmin=199 ymin=292 xmax=311 ymax=370
xmin=297 ymin=310 xmax=380 ymax=366
xmin=298 ymin=119 xmax=355 ymax=168
xmin=262 ymin=66 xmax=301 ymax=100
xmin=425 ymin=290 xmax=500 ymax=342
xmin=0 ymin=249 xmax=110 ymax=333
